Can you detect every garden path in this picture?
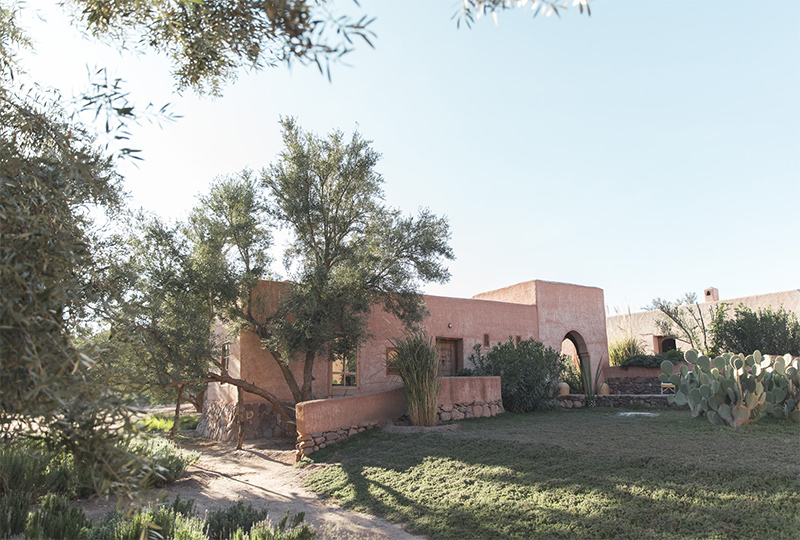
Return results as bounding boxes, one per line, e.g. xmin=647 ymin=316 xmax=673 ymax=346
xmin=77 ymin=436 xmax=424 ymax=540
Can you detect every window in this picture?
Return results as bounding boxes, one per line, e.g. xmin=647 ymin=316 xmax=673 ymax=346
xmin=222 ymin=342 xmax=231 ymax=372
xmin=483 ymin=334 xmax=490 ymax=348
xmin=332 ymin=351 xmax=357 ymax=387
xmin=515 ymin=335 xmax=522 ymax=346
xmin=386 ymin=347 xmax=399 ymax=375
xmin=659 ymin=338 xmax=677 ymax=354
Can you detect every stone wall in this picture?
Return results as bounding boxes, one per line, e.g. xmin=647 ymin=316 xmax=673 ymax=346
xmin=558 ymin=394 xmax=677 ymax=408
xmin=197 ymin=400 xmax=292 ymax=442
xmin=295 ymin=397 xmax=505 ymax=461
xmin=605 ymin=376 xmax=661 ymax=394
xmin=296 ymin=421 xmax=381 ymax=459
xmin=197 ymin=401 xmax=237 ymax=441
xmin=437 ymin=399 xmax=503 ymax=421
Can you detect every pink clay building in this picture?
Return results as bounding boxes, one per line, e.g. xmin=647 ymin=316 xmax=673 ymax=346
xmin=199 ymin=279 xmax=608 ymax=441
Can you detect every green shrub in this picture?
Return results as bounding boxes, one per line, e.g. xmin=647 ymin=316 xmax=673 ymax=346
xmin=714 ymin=304 xmax=800 ymax=356
xmin=0 ymin=491 xmax=32 ymax=537
xmin=25 ymin=493 xmax=88 ymax=540
xmin=619 ymin=351 xmax=684 ymax=369
xmin=206 ymin=501 xmax=269 ymax=540
xmin=230 ymin=511 xmax=316 ymax=540
xmin=388 ymin=332 xmax=441 ymax=427
xmin=608 ymin=336 xmax=646 ymax=366
xmin=469 ymin=338 xmax=563 ymax=412
xmin=560 ymin=360 xmax=583 ymax=393
xmin=124 ymin=436 xmax=200 ymax=486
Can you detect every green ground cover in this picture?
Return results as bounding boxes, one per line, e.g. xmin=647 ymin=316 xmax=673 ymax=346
xmin=304 ymin=408 xmax=800 ymax=540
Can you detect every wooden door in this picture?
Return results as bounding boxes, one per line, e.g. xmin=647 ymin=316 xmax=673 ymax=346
xmin=437 ymin=339 xmax=457 ymax=376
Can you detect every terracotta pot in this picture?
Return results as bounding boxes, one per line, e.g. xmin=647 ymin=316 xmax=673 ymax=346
xmin=598 ymin=382 xmax=611 ymax=395
xmin=557 ymin=382 xmax=570 ymax=396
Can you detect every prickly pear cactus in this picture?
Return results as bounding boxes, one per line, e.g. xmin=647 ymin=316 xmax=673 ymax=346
xmin=660 ymin=350 xmax=773 ymax=427
xmin=761 ymin=353 xmax=800 ymax=423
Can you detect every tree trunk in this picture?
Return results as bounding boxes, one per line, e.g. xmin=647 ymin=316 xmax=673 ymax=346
xmin=236 ymin=385 xmax=245 ymax=450
xmin=203 ymin=372 xmax=294 ymax=423
xmin=169 ymin=384 xmax=185 ymax=441
xmin=301 ymin=350 xmax=315 ymax=402
xmin=186 ymin=386 xmax=206 ymax=413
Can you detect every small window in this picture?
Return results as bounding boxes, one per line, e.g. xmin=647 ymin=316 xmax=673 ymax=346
xmin=386 ymin=347 xmax=399 ymax=375
xmin=222 ymin=342 xmax=231 ymax=372
xmin=660 ymin=338 xmax=677 ymax=354
xmin=332 ymin=351 xmax=357 ymax=387
xmin=515 ymin=335 xmax=522 ymax=346
xmin=483 ymin=334 xmax=490 ymax=348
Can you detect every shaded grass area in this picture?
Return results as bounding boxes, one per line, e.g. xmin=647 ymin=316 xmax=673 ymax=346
xmin=304 ymin=408 xmax=800 ymax=540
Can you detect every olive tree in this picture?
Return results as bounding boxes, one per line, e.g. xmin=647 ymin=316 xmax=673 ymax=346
xmin=229 ymin=118 xmax=455 ymax=417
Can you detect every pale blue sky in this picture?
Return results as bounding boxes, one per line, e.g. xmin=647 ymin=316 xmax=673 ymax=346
xmin=18 ymin=1 xmax=800 ymax=313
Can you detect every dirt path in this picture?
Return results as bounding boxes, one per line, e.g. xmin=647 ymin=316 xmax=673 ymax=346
xmin=78 ymin=435 xmax=424 ymax=540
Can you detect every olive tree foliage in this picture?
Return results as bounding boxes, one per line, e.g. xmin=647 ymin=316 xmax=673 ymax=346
xmin=253 ymin=117 xmax=454 ymax=409
xmin=0 ymin=5 xmax=159 ymax=499
xmin=98 ymin=172 xmax=273 ymax=412
xmin=648 ymin=293 xmax=726 ymax=357
xmin=66 ymin=0 xmax=377 ymax=94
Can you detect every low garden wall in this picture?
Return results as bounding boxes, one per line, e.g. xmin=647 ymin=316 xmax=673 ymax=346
xmin=295 ymin=376 xmax=502 ymax=460
xmin=603 ymin=364 xmax=689 ymax=394
xmin=558 ymin=394 xmax=677 ymax=408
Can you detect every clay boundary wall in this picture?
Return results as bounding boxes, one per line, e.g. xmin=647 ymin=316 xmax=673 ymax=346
xmin=295 ymin=376 xmax=502 ymax=460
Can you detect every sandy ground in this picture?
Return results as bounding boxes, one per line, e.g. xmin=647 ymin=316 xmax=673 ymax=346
xmin=77 ymin=434 xmax=424 ymax=540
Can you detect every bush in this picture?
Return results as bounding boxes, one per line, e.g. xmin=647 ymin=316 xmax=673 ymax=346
xmin=468 ymin=338 xmax=563 ymax=412
xmin=714 ymin=304 xmax=800 ymax=356
xmin=0 ymin=491 xmax=32 ymax=537
xmin=236 ymin=511 xmax=316 ymax=540
xmin=206 ymin=501 xmax=269 ymax=540
xmin=608 ymin=336 xmax=646 ymax=366
xmin=24 ymin=493 xmax=88 ymax=540
xmin=560 ymin=360 xmax=584 ymax=393
xmin=124 ymin=436 xmax=200 ymax=486
xmin=619 ymin=350 xmax=683 ymax=369
xmin=388 ymin=332 xmax=441 ymax=427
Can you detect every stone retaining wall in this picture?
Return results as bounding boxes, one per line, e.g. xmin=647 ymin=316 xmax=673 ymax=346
xmin=605 ymin=376 xmax=661 ymax=394
xmin=559 ymin=394 xmax=677 ymax=408
xmin=438 ymin=399 xmax=504 ymax=422
xmin=197 ymin=400 xmax=291 ymax=441
xmin=296 ymin=421 xmax=381 ymax=458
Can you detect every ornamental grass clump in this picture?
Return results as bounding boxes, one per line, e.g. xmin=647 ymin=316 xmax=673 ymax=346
xmin=389 ymin=332 xmax=441 ymax=427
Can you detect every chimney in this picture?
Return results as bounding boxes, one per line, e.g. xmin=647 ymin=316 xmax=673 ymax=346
xmin=704 ymin=287 xmax=719 ymax=302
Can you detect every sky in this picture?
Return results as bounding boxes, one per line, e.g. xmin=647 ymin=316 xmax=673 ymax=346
xmin=15 ymin=0 xmax=800 ymax=314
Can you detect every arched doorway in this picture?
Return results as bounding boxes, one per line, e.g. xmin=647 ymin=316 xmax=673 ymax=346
xmin=561 ymin=331 xmax=590 ymax=388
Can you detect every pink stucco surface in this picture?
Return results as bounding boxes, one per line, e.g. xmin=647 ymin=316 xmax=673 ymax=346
xmin=296 ymin=387 xmax=407 ymax=435
xmin=207 ymin=278 xmax=608 ymax=408
xmin=439 ymin=376 xmax=501 ymax=405
xmin=295 ymin=376 xmax=502 ymax=436
xmin=475 ymin=280 xmax=609 ymax=378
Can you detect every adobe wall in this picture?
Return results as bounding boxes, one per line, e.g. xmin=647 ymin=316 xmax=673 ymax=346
xmin=607 ymin=289 xmax=800 ymax=355
xmin=357 ymin=295 xmax=538 ymax=395
xmin=477 ymin=280 xmax=608 ymax=377
xmin=294 ymin=377 xmax=503 ymax=460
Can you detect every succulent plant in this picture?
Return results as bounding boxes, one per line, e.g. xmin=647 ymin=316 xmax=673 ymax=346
xmin=660 ymin=350 xmax=799 ymax=427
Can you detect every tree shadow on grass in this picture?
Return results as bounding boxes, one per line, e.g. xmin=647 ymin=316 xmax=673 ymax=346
xmin=306 ymin=427 xmax=800 ymax=540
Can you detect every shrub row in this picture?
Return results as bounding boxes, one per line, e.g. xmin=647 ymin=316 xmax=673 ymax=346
xmin=3 ymin=494 xmax=313 ymax=540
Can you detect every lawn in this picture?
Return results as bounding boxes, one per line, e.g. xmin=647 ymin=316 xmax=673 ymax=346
xmin=303 ymin=408 xmax=800 ymax=540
